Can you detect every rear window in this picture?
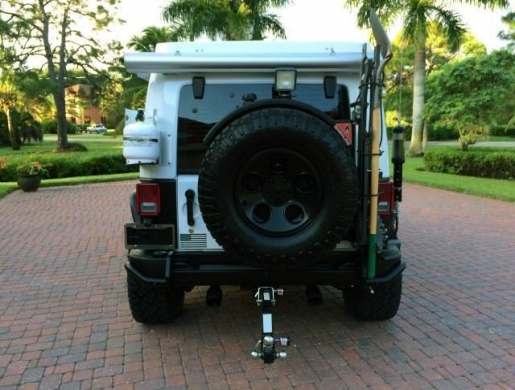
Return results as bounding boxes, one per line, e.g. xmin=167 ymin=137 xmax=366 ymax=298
xmin=177 ymin=83 xmax=350 ymax=173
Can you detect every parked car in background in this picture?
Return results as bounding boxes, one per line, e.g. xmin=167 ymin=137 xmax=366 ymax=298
xmin=86 ymin=123 xmax=107 ymax=134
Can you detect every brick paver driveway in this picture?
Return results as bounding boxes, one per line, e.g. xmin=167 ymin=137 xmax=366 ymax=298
xmin=1 ymin=182 xmax=514 ymax=390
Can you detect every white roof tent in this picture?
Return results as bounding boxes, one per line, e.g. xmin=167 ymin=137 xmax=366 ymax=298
xmin=124 ymin=41 xmax=370 ymax=74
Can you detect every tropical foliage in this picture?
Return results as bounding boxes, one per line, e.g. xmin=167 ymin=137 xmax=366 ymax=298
xmin=384 ymin=24 xmax=486 ymax=146
xmin=498 ymin=11 xmax=515 ymax=49
xmin=344 ymin=0 xmax=508 ymax=156
xmin=0 ymin=77 xmax=21 ymax=149
xmin=0 ymin=0 xmax=124 ymax=151
xmin=162 ymin=0 xmax=290 ymax=41
xmin=425 ymin=50 xmax=515 ymax=150
xmin=128 ymin=26 xmax=180 ymax=52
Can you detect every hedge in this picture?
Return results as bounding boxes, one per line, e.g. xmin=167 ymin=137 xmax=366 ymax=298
xmin=386 ymin=125 xmax=458 ymax=141
xmin=489 ymin=126 xmax=515 ymax=137
xmin=0 ymin=151 xmax=138 ymax=182
xmin=424 ymin=148 xmax=515 ymax=180
xmin=41 ymin=118 xmax=79 ymax=134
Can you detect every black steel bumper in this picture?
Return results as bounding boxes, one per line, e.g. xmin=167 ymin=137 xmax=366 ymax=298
xmin=125 ymin=249 xmax=405 ymax=287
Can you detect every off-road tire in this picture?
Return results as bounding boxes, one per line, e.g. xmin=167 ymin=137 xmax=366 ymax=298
xmin=343 ymin=274 xmax=402 ymax=321
xmin=127 ymin=271 xmax=184 ymax=324
xmin=199 ymin=107 xmax=358 ymax=268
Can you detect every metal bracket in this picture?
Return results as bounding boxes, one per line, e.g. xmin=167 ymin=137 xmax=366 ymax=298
xmin=250 ymin=287 xmax=290 ymax=363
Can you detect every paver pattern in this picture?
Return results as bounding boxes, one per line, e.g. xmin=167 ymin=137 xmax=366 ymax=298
xmin=0 ymin=182 xmax=514 ymax=390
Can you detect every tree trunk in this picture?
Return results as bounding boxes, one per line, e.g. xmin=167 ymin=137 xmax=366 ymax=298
xmin=422 ymin=120 xmax=428 ymax=153
xmin=5 ymin=108 xmax=20 ymax=150
xmin=408 ymin=47 xmax=425 ymax=156
xmin=54 ymin=88 xmax=69 ymax=151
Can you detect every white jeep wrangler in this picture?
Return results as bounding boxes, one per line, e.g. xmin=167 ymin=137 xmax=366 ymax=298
xmin=123 ymin=13 xmax=406 ymax=363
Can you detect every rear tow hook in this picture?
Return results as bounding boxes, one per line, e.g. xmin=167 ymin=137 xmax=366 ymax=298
xmin=250 ymin=287 xmax=290 ymax=363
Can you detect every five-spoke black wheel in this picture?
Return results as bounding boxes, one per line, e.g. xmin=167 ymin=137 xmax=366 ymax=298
xmin=236 ymin=148 xmax=322 ymax=236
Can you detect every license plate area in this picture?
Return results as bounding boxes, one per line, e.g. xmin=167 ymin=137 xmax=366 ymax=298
xmin=125 ymin=223 xmax=176 ymax=250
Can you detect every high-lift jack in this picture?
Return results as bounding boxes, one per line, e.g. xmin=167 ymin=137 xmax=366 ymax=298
xmin=250 ymin=287 xmax=291 ymax=363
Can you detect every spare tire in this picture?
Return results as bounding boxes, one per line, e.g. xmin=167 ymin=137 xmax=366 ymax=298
xmin=198 ymin=106 xmax=358 ymax=268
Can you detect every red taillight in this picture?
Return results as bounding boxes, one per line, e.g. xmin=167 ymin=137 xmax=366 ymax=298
xmin=378 ymin=181 xmax=395 ymax=215
xmin=136 ymin=183 xmax=161 ymax=217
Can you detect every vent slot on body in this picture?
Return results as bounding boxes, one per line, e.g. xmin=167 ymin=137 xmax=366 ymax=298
xmin=180 ymin=233 xmax=208 ymax=250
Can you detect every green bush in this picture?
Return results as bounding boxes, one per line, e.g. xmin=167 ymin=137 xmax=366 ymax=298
xmin=0 ymin=151 xmax=138 ymax=182
xmin=386 ymin=124 xmax=458 ymax=141
xmin=115 ymin=119 xmax=125 ymax=136
xmin=430 ymin=124 xmax=460 ymax=141
xmin=41 ymin=119 xmax=79 ymax=134
xmin=424 ymin=148 xmax=515 ymax=180
xmin=62 ymin=143 xmax=88 ymax=152
xmin=489 ymin=125 xmax=515 ymax=137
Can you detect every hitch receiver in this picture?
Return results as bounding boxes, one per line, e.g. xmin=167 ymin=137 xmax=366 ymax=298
xmin=251 ymin=287 xmax=290 ymax=363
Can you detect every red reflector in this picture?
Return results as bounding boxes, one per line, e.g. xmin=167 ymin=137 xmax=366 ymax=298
xmin=378 ymin=181 xmax=395 ymax=215
xmin=136 ymin=183 xmax=161 ymax=217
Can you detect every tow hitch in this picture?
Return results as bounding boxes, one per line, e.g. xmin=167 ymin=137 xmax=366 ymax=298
xmin=250 ymin=287 xmax=290 ymax=363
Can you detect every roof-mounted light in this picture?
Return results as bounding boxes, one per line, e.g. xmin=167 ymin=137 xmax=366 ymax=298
xmin=274 ymin=68 xmax=297 ymax=92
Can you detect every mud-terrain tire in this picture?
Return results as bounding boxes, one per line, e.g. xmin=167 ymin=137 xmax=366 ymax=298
xmin=199 ymin=107 xmax=358 ymax=268
xmin=343 ymin=274 xmax=402 ymax=320
xmin=127 ymin=271 xmax=184 ymax=324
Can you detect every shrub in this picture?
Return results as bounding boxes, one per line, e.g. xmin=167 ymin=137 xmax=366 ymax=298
xmin=0 ymin=151 xmax=138 ymax=182
xmin=59 ymin=143 xmax=88 ymax=152
xmin=489 ymin=125 xmax=515 ymax=137
xmin=16 ymin=161 xmax=46 ymax=175
xmin=386 ymin=124 xmax=458 ymax=141
xmin=430 ymin=124 xmax=460 ymax=141
xmin=115 ymin=119 xmax=125 ymax=136
xmin=424 ymin=148 xmax=515 ymax=180
xmin=41 ymin=119 xmax=79 ymax=134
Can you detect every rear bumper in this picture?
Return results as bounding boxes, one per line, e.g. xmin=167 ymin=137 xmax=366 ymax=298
xmin=125 ymin=249 xmax=405 ymax=287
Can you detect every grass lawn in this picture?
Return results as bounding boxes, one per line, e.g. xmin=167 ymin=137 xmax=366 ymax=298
xmin=402 ymin=155 xmax=515 ymax=203
xmin=1 ymin=136 xmax=121 ymax=156
xmin=481 ymin=135 xmax=515 ymax=142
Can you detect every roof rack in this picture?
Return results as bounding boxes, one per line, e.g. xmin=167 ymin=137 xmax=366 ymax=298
xmin=124 ymin=41 xmax=370 ymax=74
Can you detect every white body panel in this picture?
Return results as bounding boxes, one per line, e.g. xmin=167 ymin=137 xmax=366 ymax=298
xmin=176 ymin=175 xmax=222 ymax=251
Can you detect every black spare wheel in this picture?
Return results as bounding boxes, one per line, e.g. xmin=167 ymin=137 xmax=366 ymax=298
xmin=198 ymin=106 xmax=358 ymax=268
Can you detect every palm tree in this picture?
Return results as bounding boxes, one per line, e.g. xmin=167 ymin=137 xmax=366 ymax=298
xmin=162 ymin=0 xmax=290 ymax=41
xmin=0 ymin=77 xmax=21 ymax=149
xmin=124 ymin=26 xmax=177 ymax=117
xmin=345 ymin=0 xmax=508 ymax=156
xmin=127 ymin=26 xmax=180 ymax=52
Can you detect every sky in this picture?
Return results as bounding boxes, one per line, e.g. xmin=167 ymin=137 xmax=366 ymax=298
xmin=115 ymin=0 xmax=515 ymax=52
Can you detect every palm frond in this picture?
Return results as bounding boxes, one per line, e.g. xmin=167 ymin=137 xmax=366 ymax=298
xmin=344 ymin=0 xmax=406 ymax=27
xmin=458 ymin=0 xmax=509 ymax=10
xmin=426 ymin=6 xmax=466 ymax=52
